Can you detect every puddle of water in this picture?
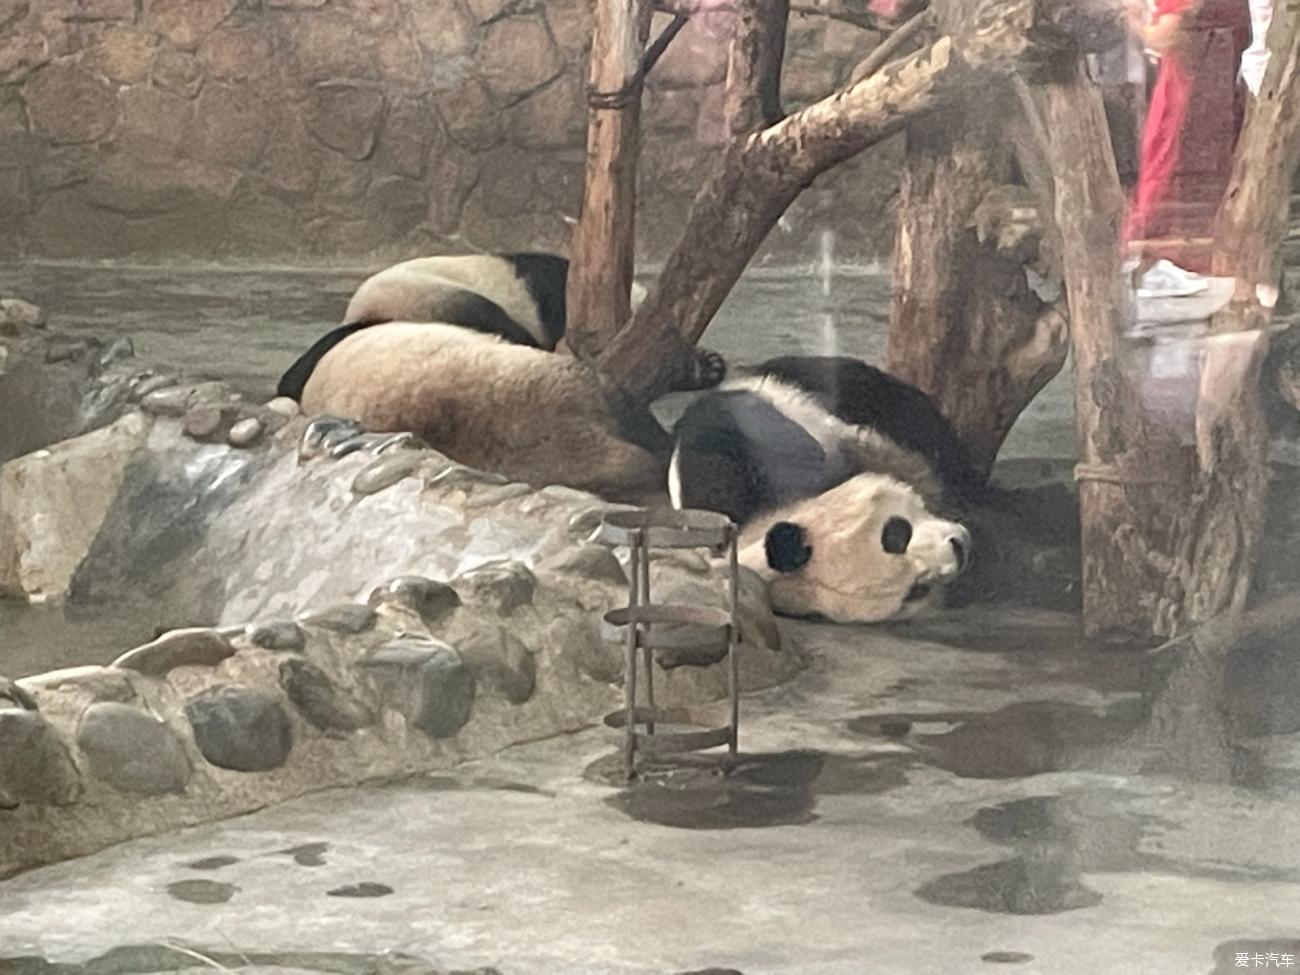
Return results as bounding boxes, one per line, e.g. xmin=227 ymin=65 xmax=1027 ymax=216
xmin=848 ymin=699 xmax=1148 ymax=780
xmin=164 ymin=879 xmax=238 ymax=905
xmin=183 ymin=855 xmax=239 ymax=871
xmin=277 ymin=842 xmax=329 ymax=867
xmin=918 ymin=792 xmax=1300 ymax=917
xmin=326 ymin=882 xmax=394 ymax=898
xmin=587 ymin=749 xmax=910 ymax=830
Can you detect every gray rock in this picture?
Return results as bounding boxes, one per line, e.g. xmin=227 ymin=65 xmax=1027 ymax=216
xmin=227 ymin=416 xmax=265 ymax=448
xmin=278 ymin=657 xmax=371 ymax=733
xmin=112 ymin=628 xmax=235 ymax=676
xmin=360 ymin=637 xmax=475 ymax=738
xmin=457 ymin=627 xmax=536 ymax=705
xmin=540 ymin=543 xmax=628 ymax=586
xmin=454 ymin=561 xmax=536 ymax=615
xmin=16 ymin=666 xmax=134 ymax=702
xmin=130 ymin=373 xmax=178 ymax=399
xmin=368 ymin=575 xmax=460 ymax=623
xmin=184 ymin=686 xmax=293 ymax=772
xmin=413 ymin=647 xmax=476 ymax=738
xmin=0 ymin=298 xmax=45 ymax=329
xmin=140 ymin=381 xmax=235 ymax=417
xmin=97 ymin=336 xmax=134 ymax=367
xmin=183 ymin=403 xmax=242 ymax=442
xmin=352 ymin=452 xmax=423 ymax=495
xmin=361 ymin=635 xmax=447 ymax=670
xmin=245 ymin=620 xmax=306 ymax=652
xmin=297 ymin=603 xmax=377 ymax=634
xmin=76 ymin=702 xmax=191 ymax=795
xmin=0 ymin=709 xmax=80 ymax=808
xmin=426 ymin=464 xmax=509 ymax=489
xmin=263 ymin=396 xmax=300 ymax=417
xmin=464 ymin=482 xmax=533 ymax=508
xmin=44 ymin=338 xmax=94 ymax=363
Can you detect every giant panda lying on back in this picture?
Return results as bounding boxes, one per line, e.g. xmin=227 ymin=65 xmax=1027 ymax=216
xmin=670 ymin=356 xmax=980 ymax=623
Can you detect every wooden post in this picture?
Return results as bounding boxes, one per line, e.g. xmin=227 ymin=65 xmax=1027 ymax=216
xmin=1037 ymin=56 xmax=1197 ymax=640
xmin=565 ymin=0 xmax=654 ymax=361
xmin=887 ymin=74 xmax=1067 ymax=479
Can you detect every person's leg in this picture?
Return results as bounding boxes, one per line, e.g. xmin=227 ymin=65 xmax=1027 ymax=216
xmin=1125 ymin=55 xmax=1193 ymax=251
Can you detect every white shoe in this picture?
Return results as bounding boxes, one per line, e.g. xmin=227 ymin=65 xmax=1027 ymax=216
xmin=1136 ymin=260 xmax=1209 ymax=299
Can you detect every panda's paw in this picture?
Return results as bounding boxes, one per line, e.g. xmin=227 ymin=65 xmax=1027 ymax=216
xmin=687 ymin=347 xmax=728 ymax=390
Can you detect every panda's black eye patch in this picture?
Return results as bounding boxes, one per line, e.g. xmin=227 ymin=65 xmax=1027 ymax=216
xmin=765 ymin=521 xmax=812 ymax=573
xmin=881 ymin=516 xmax=912 ymax=554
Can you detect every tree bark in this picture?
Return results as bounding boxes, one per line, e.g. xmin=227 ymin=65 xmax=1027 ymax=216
xmin=1213 ymin=4 xmax=1300 ymax=288
xmin=565 ymin=0 xmax=654 ymax=361
xmin=887 ymin=67 xmax=1067 ymax=479
xmin=1036 ymin=57 xmax=1198 ymax=640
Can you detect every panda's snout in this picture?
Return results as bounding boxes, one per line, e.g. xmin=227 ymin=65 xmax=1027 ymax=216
xmin=912 ymin=521 xmax=971 ymax=583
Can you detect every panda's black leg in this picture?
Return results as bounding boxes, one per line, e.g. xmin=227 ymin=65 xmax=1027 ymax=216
xmin=681 ymin=347 xmax=727 ymax=390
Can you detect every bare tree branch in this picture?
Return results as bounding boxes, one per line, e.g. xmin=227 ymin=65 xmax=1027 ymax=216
xmin=848 ymin=5 xmax=933 ymax=83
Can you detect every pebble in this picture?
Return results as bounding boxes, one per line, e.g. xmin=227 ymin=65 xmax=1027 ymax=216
xmin=464 ymin=482 xmax=533 ymax=509
xmin=454 ymin=561 xmax=537 ymax=615
xmin=76 ymin=702 xmax=191 ymax=796
xmin=16 ymin=666 xmax=134 ymax=703
xmin=540 ymin=544 xmax=628 ymax=586
xmin=360 ymin=637 xmax=475 ymax=738
xmin=367 ymin=576 xmax=460 ymax=624
xmin=352 ymin=453 xmax=423 ymax=496
xmin=245 ymin=620 xmax=306 ymax=652
xmin=227 ymin=417 xmax=265 ymax=448
xmin=457 ymin=627 xmax=536 ymax=705
xmin=0 ymin=709 xmax=81 ymax=807
xmin=427 ymin=465 xmax=509 ymax=490
xmin=411 ymin=646 xmax=475 ymax=739
xmin=44 ymin=338 xmax=92 ymax=363
xmin=131 ymin=373 xmax=177 ymax=399
xmin=97 ymin=336 xmax=134 ymax=367
xmin=297 ymin=603 xmax=377 ymax=634
xmin=263 ymin=396 xmax=300 ymax=418
xmin=0 ymin=298 xmax=45 ymax=328
xmin=184 ymin=685 xmax=293 ymax=772
xmin=183 ymin=403 xmax=242 ymax=442
xmin=299 ymin=416 xmax=364 ymax=461
xmin=278 ymin=657 xmax=372 ymax=733
xmin=112 ymin=628 xmax=235 ymax=676
xmin=141 ymin=381 xmax=236 ymax=418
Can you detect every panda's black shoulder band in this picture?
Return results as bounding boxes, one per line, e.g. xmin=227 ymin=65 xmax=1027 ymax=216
xmin=276 ymin=320 xmax=378 ymax=401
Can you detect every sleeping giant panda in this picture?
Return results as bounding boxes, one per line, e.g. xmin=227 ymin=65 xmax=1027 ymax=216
xmin=669 ymin=355 xmax=978 ymax=623
xmin=296 ymin=321 xmax=672 ymax=503
xmin=277 ymin=252 xmax=664 ymax=400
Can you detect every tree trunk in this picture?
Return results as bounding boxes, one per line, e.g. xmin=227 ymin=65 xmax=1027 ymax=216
xmin=565 ymin=0 xmax=654 ymax=360
xmin=1037 ymin=57 xmax=1196 ymax=640
xmin=594 ymin=0 xmax=1123 ymax=404
xmin=887 ymin=78 xmax=1067 ymax=478
xmin=1214 ymin=4 xmax=1300 ymax=288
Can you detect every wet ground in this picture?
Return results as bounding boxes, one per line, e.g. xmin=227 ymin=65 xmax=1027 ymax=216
xmin=2 ymin=610 xmax=1299 ymax=974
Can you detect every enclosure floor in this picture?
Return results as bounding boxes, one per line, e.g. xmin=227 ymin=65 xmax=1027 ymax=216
xmin=2 ymin=609 xmax=1297 ymax=975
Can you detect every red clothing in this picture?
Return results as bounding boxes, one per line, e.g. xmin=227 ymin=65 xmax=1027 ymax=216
xmin=1126 ymin=0 xmax=1250 ymax=251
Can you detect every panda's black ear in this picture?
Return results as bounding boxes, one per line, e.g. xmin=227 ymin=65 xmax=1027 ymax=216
xmin=765 ymin=521 xmax=812 ymax=573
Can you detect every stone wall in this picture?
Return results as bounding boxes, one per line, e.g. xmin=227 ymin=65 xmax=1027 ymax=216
xmin=0 ymin=0 xmax=900 ymax=262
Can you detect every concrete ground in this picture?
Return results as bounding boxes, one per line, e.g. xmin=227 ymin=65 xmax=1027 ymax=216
xmin=2 ymin=608 xmax=1298 ymax=975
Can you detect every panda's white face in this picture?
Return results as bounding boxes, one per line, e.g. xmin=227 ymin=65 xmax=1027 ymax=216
xmin=738 ymin=473 xmax=970 ymax=623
